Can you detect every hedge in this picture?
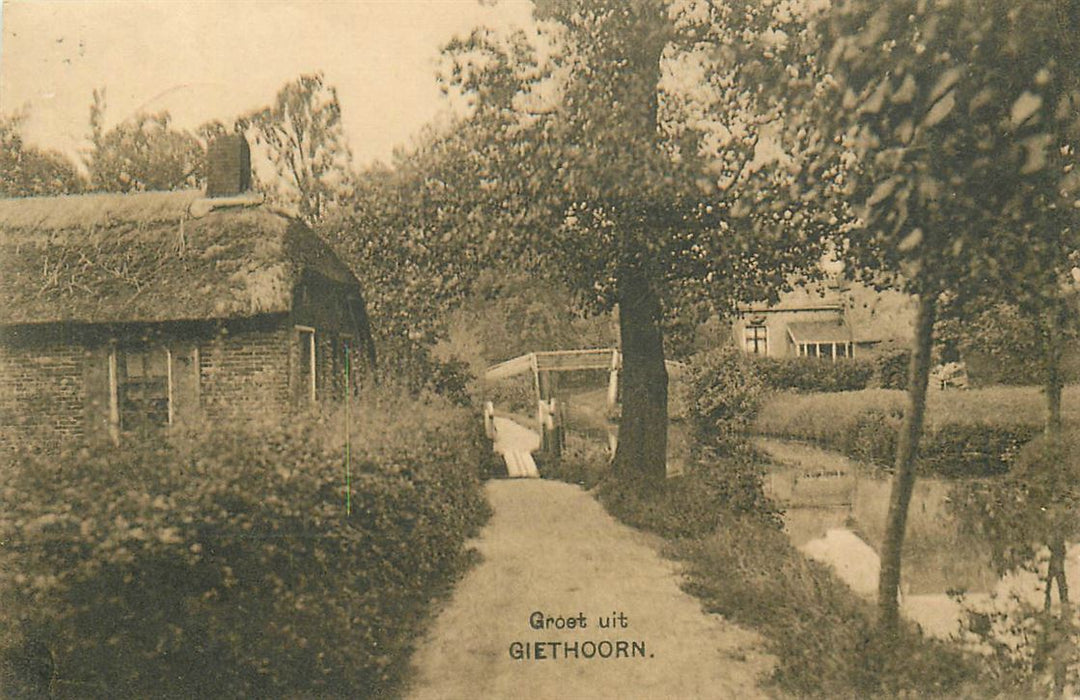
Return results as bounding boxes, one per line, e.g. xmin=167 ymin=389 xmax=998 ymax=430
xmin=0 ymin=393 xmax=492 ymax=697
xmin=756 ymin=396 xmax=1039 ymax=477
xmin=750 ymin=356 xmax=875 ymax=393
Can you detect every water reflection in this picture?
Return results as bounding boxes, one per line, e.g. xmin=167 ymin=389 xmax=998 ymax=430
xmin=759 ymin=438 xmax=1079 ymax=641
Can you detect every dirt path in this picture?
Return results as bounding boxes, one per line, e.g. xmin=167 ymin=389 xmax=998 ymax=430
xmin=405 ymin=479 xmax=774 ymax=700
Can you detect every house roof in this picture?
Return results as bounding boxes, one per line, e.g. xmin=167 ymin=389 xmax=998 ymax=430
xmin=740 ymin=281 xmax=844 ymax=313
xmin=738 ymin=278 xmax=915 ymax=344
xmin=0 ymin=189 xmax=360 ymax=327
xmin=787 ymin=320 xmax=853 ymax=344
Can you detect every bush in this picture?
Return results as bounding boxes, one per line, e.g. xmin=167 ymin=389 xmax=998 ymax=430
xmin=597 ymin=445 xmax=778 ymax=539
xmin=846 ymin=408 xmax=902 ymax=466
xmin=683 ymin=346 xmax=767 ymax=455
xmin=373 ymin=335 xmax=475 ymax=407
xmin=0 ymin=393 xmax=491 ymax=697
xmin=751 ymin=356 xmax=875 ymax=393
xmin=869 ymin=345 xmax=910 ymax=390
xmin=536 ymin=432 xmax=611 ymax=490
xmin=482 ymin=373 xmax=536 ymax=417
xmin=920 ymin=424 xmax=1036 ymax=478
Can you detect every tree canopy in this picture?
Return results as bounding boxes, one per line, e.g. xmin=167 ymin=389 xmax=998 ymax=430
xmin=0 ymin=113 xmax=83 ymax=197
xmin=86 ymin=89 xmax=205 ymax=193
xmin=238 ymin=73 xmax=352 ymax=225
xmin=816 ymin=0 xmax=1080 ymax=637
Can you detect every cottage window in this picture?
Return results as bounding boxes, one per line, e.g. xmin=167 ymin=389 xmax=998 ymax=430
xmin=296 ymin=326 xmax=316 ymax=405
xmin=744 ymin=324 xmax=768 ymax=355
xmin=796 ymin=342 xmax=853 ymax=361
xmin=117 ymin=347 xmax=171 ymax=429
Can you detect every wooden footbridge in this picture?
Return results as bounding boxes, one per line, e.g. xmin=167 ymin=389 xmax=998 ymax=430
xmin=482 ymin=349 xmax=620 ymax=478
xmin=482 ymin=348 xmax=687 ymax=478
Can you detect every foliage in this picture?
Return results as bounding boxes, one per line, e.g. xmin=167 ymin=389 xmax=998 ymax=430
xmin=948 ymin=431 xmax=1080 ymax=692
xmin=424 ymin=0 xmax=840 ymax=483
xmin=681 ymin=346 xmax=767 ymax=455
xmin=952 ymin=431 xmax=1080 ymax=580
xmin=672 ymin=523 xmax=989 ymax=698
xmin=951 ymin=590 xmax=1079 ymax=697
xmin=482 ymin=373 xmax=535 ymax=418
xmin=371 ymin=335 xmax=476 ymax=408
xmin=86 ymin=89 xmax=205 ymax=193
xmin=435 ymin=271 xmax=615 ymax=375
xmin=325 ymin=132 xmax=521 ymax=345
xmin=755 ymin=389 xmax=1041 ymax=477
xmin=751 ymin=356 xmax=875 ymax=393
xmin=0 ymin=394 xmax=490 ymax=697
xmin=937 ymin=301 xmax=1080 ymax=387
xmin=598 ymin=445 xmax=777 ymax=539
xmin=865 ymin=342 xmax=911 ymax=390
xmin=0 ymin=112 xmax=83 ymax=197
xmin=818 ymin=0 xmax=1080 ymax=631
xmin=535 ymin=432 xmax=611 ymax=490
xmin=239 ymin=73 xmax=352 ymax=224
xmin=592 ymin=465 xmax=991 ymax=696
xmin=820 ymin=0 xmax=1080 ymax=303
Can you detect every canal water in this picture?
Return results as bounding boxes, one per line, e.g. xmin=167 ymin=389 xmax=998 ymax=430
xmin=757 ymin=438 xmax=1080 ymax=640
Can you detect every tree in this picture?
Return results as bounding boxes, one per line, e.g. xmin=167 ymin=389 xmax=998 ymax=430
xmin=433 ymin=0 xmax=833 ymax=484
xmin=239 ymin=73 xmax=352 ymax=225
xmin=86 ymin=88 xmax=205 ymax=192
xmin=818 ymin=0 xmax=1080 ymax=642
xmin=0 ymin=112 xmax=83 ymax=197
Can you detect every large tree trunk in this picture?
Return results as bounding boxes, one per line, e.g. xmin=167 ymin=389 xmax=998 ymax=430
xmin=878 ymin=293 xmax=937 ymax=634
xmin=612 ymin=266 xmax=668 ymax=485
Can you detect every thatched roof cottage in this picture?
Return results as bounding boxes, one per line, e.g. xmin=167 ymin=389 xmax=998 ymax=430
xmin=0 ymin=135 xmax=374 ymax=446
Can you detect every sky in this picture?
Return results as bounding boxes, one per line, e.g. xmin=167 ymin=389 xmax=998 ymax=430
xmin=0 ymin=0 xmax=537 ymax=168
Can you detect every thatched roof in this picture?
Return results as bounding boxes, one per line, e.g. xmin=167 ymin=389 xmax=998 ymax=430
xmin=0 ymin=189 xmax=360 ymax=326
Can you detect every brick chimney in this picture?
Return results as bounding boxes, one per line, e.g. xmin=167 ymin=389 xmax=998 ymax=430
xmin=206 ymin=134 xmax=252 ymax=197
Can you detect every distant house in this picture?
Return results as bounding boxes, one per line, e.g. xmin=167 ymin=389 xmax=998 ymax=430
xmin=0 ymin=135 xmax=374 ymax=446
xmin=732 ymin=279 xmax=914 ymax=360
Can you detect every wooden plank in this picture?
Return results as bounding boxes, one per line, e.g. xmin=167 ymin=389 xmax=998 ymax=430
xmin=503 ymin=450 xmax=539 ymax=478
xmin=534 ymin=348 xmax=617 ymax=372
xmin=484 ymin=353 xmax=535 ymax=381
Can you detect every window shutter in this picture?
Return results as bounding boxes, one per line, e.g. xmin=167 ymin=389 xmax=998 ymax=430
xmin=170 ymin=344 xmax=201 ymax=425
xmin=82 ymin=346 xmax=111 ymax=442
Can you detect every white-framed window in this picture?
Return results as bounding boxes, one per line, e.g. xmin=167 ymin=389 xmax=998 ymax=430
xmin=295 ymin=326 xmax=316 ymax=405
xmin=797 ymin=342 xmax=853 ymax=361
xmin=744 ymin=324 xmax=768 ymax=355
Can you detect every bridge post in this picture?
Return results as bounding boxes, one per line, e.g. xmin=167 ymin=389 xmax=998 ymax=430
xmin=483 ymin=401 xmax=496 ymax=440
xmin=538 ymin=397 xmax=564 ymax=459
xmin=607 ymin=350 xmax=620 ymax=409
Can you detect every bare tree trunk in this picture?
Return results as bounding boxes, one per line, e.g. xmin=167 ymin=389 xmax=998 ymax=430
xmin=1041 ymin=305 xmax=1070 ymax=697
xmin=612 ymin=267 xmax=668 ymax=485
xmin=1045 ymin=305 xmax=1064 ymax=438
xmin=878 ymin=293 xmax=937 ymax=634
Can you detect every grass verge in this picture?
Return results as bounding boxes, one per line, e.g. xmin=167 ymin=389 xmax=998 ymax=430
xmin=754 ymin=387 xmax=1048 ymax=477
xmin=548 ymin=431 xmax=1012 ymax=697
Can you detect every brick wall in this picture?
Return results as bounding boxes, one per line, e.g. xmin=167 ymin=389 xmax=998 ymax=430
xmin=199 ymin=326 xmax=291 ymax=421
xmin=0 ymin=319 xmax=322 ymax=448
xmin=0 ymin=340 xmax=87 ymax=446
